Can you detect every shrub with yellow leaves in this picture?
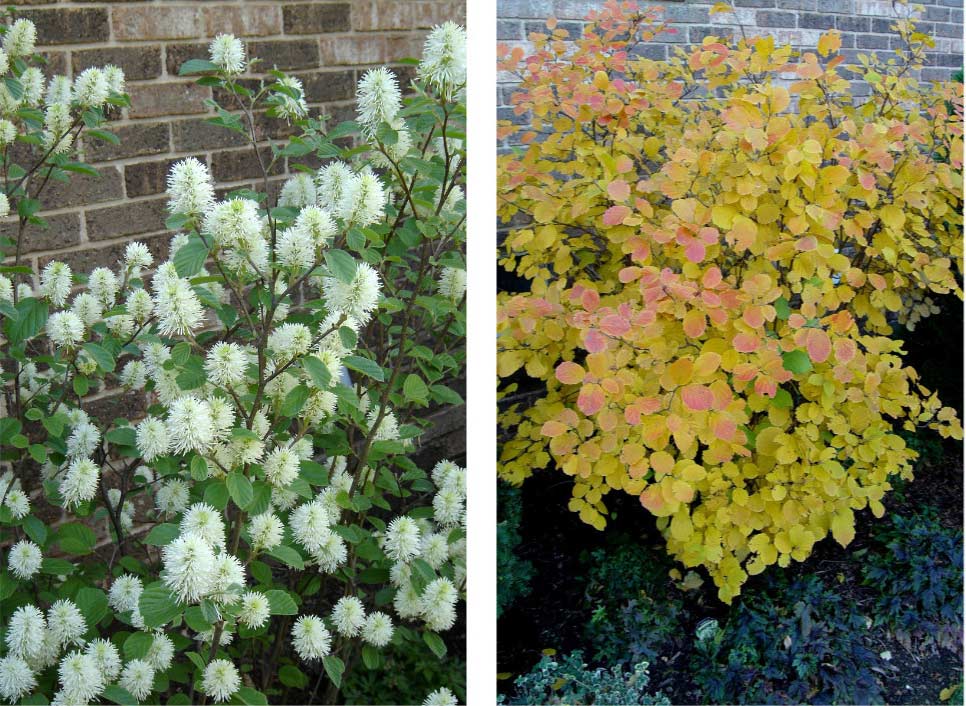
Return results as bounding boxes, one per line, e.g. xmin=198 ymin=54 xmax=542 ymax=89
xmin=496 ymin=0 xmax=964 ymax=602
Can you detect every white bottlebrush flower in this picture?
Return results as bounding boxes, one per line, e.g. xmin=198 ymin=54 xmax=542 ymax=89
xmin=393 ymin=583 xmax=423 ymax=620
xmin=420 ymin=578 xmax=458 ymax=632
xmin=126 ymin=288 xmax=154 ymax=323
xmin=0 ymin=655 xmax=37 ymax=702
xmin=61 ymin=458 xmax=99 ymax=509
xmin=202 ymin=659 xmax=240 ymax=703
xmin=291 ymin=500 xmax=334 ymax=554
xmin=46 ymin=311 xmax=85 ymax=348
xmin=331 ymin=596 xmax=366 ymax=637
xmin=263 ymin=446 xmax=301 ymax=488
xmin=167 ymin=157 xmax=215 ymax=216
xmin=356 ymin=67 xmax=401 ymax=133
xmin=367 ymin=407 xmax=401 ymax=443
xmin=423 ymin=686 xmax=458 ymax=706
xmin=88 ymin=267 xmax=119 ymax=308
xmin=161 ymin=532 xmax=216 ymax=604
xmin=316 ymin=161 xmax=356 ymax=218
xmin=0 ymin=192 xmax=8 ymax=219
xmin=0 ymin=274 xmax=12 ymax=302
xmin=274 ymin=75 xmax=307 ymax=122
xmin=136 ymin=416 xmax=170 ymax=462
xmin=72 ymin=67 xmax=110 ymax=108
xmin=268 ymin=322 xmax=313 ymax=361
xmin=390 ymin=561 xmax=412 ymax=588
xmin=209 ymin=33 xmax=246 ymax=74
xmin=312 ymin=531 xmax=347 ymax=574
xmin=180 ymin=502 xmax=226 ymax=549
xmin=248 ymin=512 xmax=284 ymax=550
xmin=66 ymin=421 xmax=100 ymax=459
xmin=120 ymin=360 xmax=147 ymax=390
xmin=0 ymin=119 xmax=14 ymax=146
xmin=238 ymin=591 xmax=271 ymax=629
xmin=46 ymin=75 xmax=72 ymax=106
xmin=382 ymin=516 xmax=421 ymax=563
xmin=302 ymin=390 xmax=337 ymax=424
xmin=432 ymin=460 xmax=464 ymax=491
xmin=4 ymin=488 xmax=30 ymax=519
xmin=166 ymin=396 xmax=215 ymax=455
xmin=437 ymin=267 xmax=466 ymax=303
xmin=119 ymin=659 xmax=154 ymax=702
xmin=155 ymin=478 xmax=190 ymax=515
xmin=209 ymin=551 xmax=246 ymax=604
xmin=103 ymin=64 xmax=125 ymax=94
xmin=146 ymin=633 xmax=175 ymax=671
xmin=420 ymin=532 xmax=450 ymax=569
xmin=205 ymin=342 xmax=250 ymax=388
xmin=278 ymin=172 xmax=317 ymax=208
xmin=433 ymin=485 xmax=464 ymax=527
xmin=154 ymin=274 xmax=204 ymax=337
xmin=20 ymin=67 xmax=44 ymax=107
xmin=203 ymin=198 xmax=261 ymax=245
xmin=291 ymin=615 xmax=331 ymax=661
xmin=344 ymin=167 xmax=386 ymax=227
xmin=41 ymin=261 xmax=72 ymax=308
xmin=207 ymin=396 xmax=235 ymax=441
xmin=418 ymin=22 xmax=467 ymax=97
xmin=361 ymin=611 xmax=394 ymax=647
xmin=71 ymin=292 xmax=102 ymax=327
xmin=43 ymin=102 xmax=73 ymax=153
xmin=85 ymin=639 xmax=121 ymax=683
xmin=5 ymin=606 xmax=45 ymax=661
xmin=124 ymin=241 xmax=153 ymax=274
xmin=322 ymin=261 xmax=381 ymax=325
xmin=276 ymin=225 xmax=317 ymax=272
xmin=108 ymin=574 xmax=143 ymax=613
xmin=4 ymin=19 xmax=36 ymax=57
xmin=58 ymin=650 xmax=105 ymax=703
xmin=142 ymin=342 xmax=172 ymax=375
xmin=47 ymin=600 xmax=87 ymax=649
xmin=290 ymin=205 xmax=337 ymax=249
xmin=8 ymin=540 xmax=42 ymax=580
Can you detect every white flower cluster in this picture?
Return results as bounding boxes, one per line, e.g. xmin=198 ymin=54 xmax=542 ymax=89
xmin=418 ymin=22 xmax=467 ymax=99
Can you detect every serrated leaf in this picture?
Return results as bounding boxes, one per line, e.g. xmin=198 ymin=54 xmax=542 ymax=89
xmin=323 ymin=655 xmax=345 ymax=689
xmin=781 ymin=350 xmax=812 ymax=375
xmin=179 ymin=59 xmax=220 ymax=75
xmin=82 ymin=342 xmax=115 ymax=372
xmin=423 ymin=631 xmax=447 ymax=659
xmin=264 ymin=589 xmax=298 ymax=615
xmin=267 ymin=544 xmax=304 ymax=569
xmin=75 ymin=587 xmax=109 ymax=625
xmin=403 ymin=374 xmax=429 ymax=403
xmin=227 ymin=472 xmax=254 ymax=510
xmin=173 ymin=237 xmax=209 ymax=278
xmin=138 ymin=584 xmax=182 ymax=628
xmin=343 ymin=355 xmax=384 ymax=382
xmin=144 ymin=523 xmax=180 ymax=546
xmin=325 ymin=249 xmax=357 ymax=284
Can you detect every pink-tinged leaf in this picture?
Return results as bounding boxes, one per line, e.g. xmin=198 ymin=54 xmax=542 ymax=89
xmin=555 ymin=361 xmax=585 ymax=385
xmin=607 ymin=179 xmax=631 ymax=201
xmin=834 ymin=338 xmax=856 ymax=363
xmin=859 ymin=171 xmax=875 ymax=190
xmin=615 ymin=155 xmax=634 ymax=174
xmin=732 ymin=332 xmax=760 ymax=353
xmin=788 ymin=313 xmax=806 ymax=329
xmin=581 ymin=289 xmax=600 ymax=312
xmin=583 ymin=329 xmax=608 ymax=353
xmin=742 ymin=306 xmax=764 ymax=328
xmin=754 ymin=376 xmax=777 ymax=397
xmin=603 ymin=205 xmax=630 ymax=225
xmin=713 ymin=418 xmax=737 ymax=441
xmin=795 ymin=236 xmax=817 ymax=251
xmin=681 ymin=384 xmax=714 ymax=411
xmin=541 ymin=420 xmax=568 ymax=437
xmin=682 ymin=310 xmax=707 ymax=338
xmin=698 ymin=226 xmax=720 ymax=244
xmin=806 ymin=329 xmax=832 ymax=363
xmin=577 ymin=384 xmax=605 ymax=415
xmin=600 ymin=314 xmax=630 ymax=337
xmin=702 ymin=267 xmax=723 ymax=289
xmin=640 ymin=485 xmax=666 ymax=514
xmin=619 ymin=266 xmax=642 ymax=283
xmin=684 ymin=239 xmax=706 ymax=263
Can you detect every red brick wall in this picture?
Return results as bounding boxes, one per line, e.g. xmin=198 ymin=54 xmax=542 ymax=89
xmin=8 ymin=0 xmax=465 ymax=275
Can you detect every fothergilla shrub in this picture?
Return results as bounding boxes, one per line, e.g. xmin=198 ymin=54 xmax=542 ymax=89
xmin=0 ymin=19 xmax=467 ymax=706
xmin=496 ymin=0 xmax=963 ymax=602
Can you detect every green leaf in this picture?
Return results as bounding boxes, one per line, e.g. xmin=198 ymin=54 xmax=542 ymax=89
xmin=302 ymin=356 xmax=332 ymax=389
xmin=190 ymin=455 xmax=209 ymax=481
xmin=75 ymin=587 xmax=109 ymax=625
xmin=139 ymin=584 xmax=182 ymax=629
xmin=338 ymin=326 xmax=358 ymax=349
xmin=343 ymin=355 xmax=384 ymax=382
xmin=57 ymin=523 xmax=96 ymax=555
xmin=103 ymin=685 xmax=138 ymax=705
xmin=0 ymin=418 xmax=21 ymax=445
xmin=144 ymin=523 xmax=180 ymax=546
xmin=299 ymin=459 xmax=329 ymax=486
xmin=361 ymin=645 xmax=382 ymax=670
xmin=82 ymin=342 xmax=115 ymax=372
xmin=774 ymin=297 xmax=791 ymax=320
xmin=325 ymin=249 xmax=357 ymax=284
xmin=237 ymin=687 xmax=268 ymax=706
xmin=22 ymin=515 xmax=46 ymax=545
xmin=204 ymin=480 xmax=229 ymax=510
xmin=423 ymin=631 xmax=447 ymax=659
xmin=183 ymin=606 xmax=213 ymax=633
xmin=430 ymin=384 xmax=464 ymax=406
xmin=227 ymin=472 xmax=254 ymax=510
xmin=781 ymin=350 xmax=812 ymax=375
xmin=105 ymin=427 xmax=137 ymax=447
xmin=179 ymin=59 xmax=220 ymax=75
xmin=41 ymin=557 xmax=76 ymax=575
xmin=173 ymin=237 xmax=209 ymax=278
xmin=375 ymin=121 xmax=398 ymax=146
xmin=267 ymin=544 xmax=304 ymax=570
xmin=772 ymin=388 xmax=793 ymax=409
xmin=264 ymin=589 xmax=298 ymax=615
xmin=278 ymin=665 xmax=308 ymax=688
xmin=4 ymin=297 xmax=47 ymax=344
xmin=86 ymin=128 xmax=119 ymax=145
xmin=403 ymin=374 xmax=429 ymax=403
xmin=280 ymin=384 xmax=310 ymax=418
xmin=123 ymin=631 xmax=154 ymax=660
xmin=28 ymin=443 xmax=46 ymax=464
xmin=323 ymin=655 xmax=345 ymax=689
xmin=185 ymin=651 xmax=206 ymax=672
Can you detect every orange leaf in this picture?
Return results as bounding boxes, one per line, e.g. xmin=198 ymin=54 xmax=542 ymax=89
xmin=555 ymin=361 xmax=585 ymax=385
xmin=577 ymin=384 xmax=605 ymax=415
xmin=805 ymin=329 xmax=831 ymax=363
xmin=732 ymin=332 xmax=760 ymax=353
xmin=602 ymin=205 xmax=630 ymax=225
xmin=681 ymin=384 xmax=714 ymax=411
xmin=682 ymin=310 xmax=707 ymax=338
xmin=607 ymin=179 xmax=630 ymax=201
xmin=713 ymin=417 xmax=737 ymax=441
xmin=541 ymin=420 xmax=569 ymax=437
xmin=600 ymin=314 xmax=630 ymax=337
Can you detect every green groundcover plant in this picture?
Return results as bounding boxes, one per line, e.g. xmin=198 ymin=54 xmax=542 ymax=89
xmin=0 ymin=17 xmax=467 ymax=706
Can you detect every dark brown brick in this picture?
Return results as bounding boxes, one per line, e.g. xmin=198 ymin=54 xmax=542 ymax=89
xmin=127 ymin=82 xmax=210 ymax=119
xmin=20 ymin=8 xmax=108 ymax=45
xmin=171 ymin=117 xmax=248 ymax=152
xmin=298 ymin=70 xmax=355 ymax=103
xmin=246 ymin=39 xmax=320 ymax=71
xmin=252 ymin=111 xmax=302 ymax=141
xmin=86 ymin=390 xmax=148 ymax=426
xmin=125 ymin=156 xmax=203 ymax=198
xmin=85 ymin=197 xmax=167 ymax=241
xmin=202 ymin=4 xmax=282 ymax=36
xmin=84 ymin=123 xmax=170 ymax=163
xmin=38 ymin=51 xmax=67 ymax=75
xmin=112 ymin=5 xmax=203 ymax=40
xmin=39 ymin=167 xmax=123 ymax=209
xmin=164 ymin=42 xmax=210 ymax=76
xmin=0 ymin=211 xmax=80 ymax=255
xmin=282 ymin=3 xmax=351 ymax=34
xmin=210 ymin=146 xmax=278 ymax=182
xmin=72 ymin=46 xmax=162 ymax=82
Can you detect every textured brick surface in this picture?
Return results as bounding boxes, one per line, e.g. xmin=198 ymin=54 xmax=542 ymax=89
xmin=498 ymin=0 xmax=964 ymax=134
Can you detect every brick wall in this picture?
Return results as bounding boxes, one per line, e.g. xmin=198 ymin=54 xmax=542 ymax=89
xmin=498 ymin=0 xmax=964 ymax=128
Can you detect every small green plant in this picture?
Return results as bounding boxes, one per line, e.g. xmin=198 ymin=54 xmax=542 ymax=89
xmin=497 ymin=482 xmax=535 ymax=617
xmin=500 ymin=650 xmax=670 ymax=705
